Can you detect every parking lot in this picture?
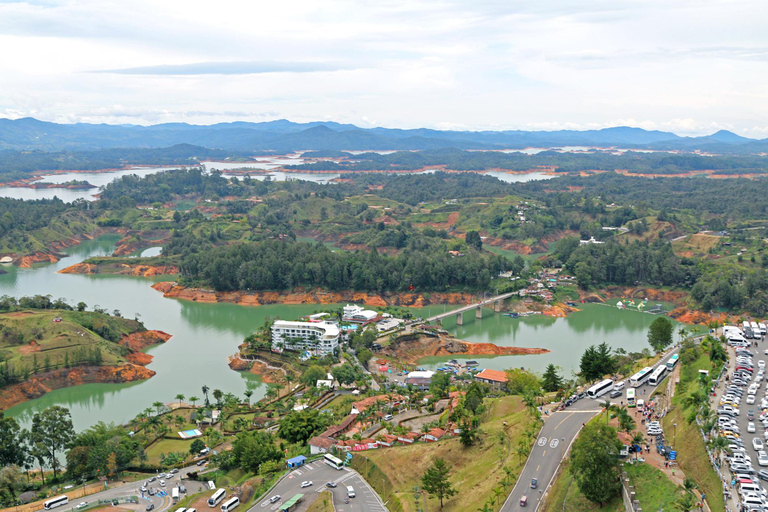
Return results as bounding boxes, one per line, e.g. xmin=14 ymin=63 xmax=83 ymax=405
xmin=248 ymin=460 xmax=385 ymax=512
xmin=719 ymin=330 xmax=768 ymax=511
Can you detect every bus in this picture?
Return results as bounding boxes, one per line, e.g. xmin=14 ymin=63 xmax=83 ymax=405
xmin=626 ymin=388 xmax=636 ymax=408
xmin=172 ymin=488 xmax=180 ymax=503
xmin=220 ymin=497 xmax=239 ymax=512
xmin=208 ymin=489 xmax=226 ymax=508
xmin=44 ymin=496 xmax=69 ymax=510
xmin=586 ymin=379 xmax=614 ymax=399
xmin=324 ymin=453 xmax=344 ymax=470
xmin=665 ymin=354 xmax=679 ymax=371
xmin=648 ymin=365 xmax=667 ymax=386
xmin=629 ymin=367 xmax=654 ymax=388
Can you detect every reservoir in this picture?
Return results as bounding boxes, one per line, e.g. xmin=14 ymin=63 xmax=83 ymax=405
xmin=3 ymin=234 xmax=701 ymax=431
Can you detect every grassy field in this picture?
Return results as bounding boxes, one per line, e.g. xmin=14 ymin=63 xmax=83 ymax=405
xmin=662 ymin=349 xmax=725 ymax=512
xmin=671 ymin=233 xmax=721 ymax=256
xmin=0 ymin=309 xmax=142 ymax=371
xmin=539 ymin=458 xmax=623 ymax=512
xmin=625 ymin=463 xmax=679 ymax=511
xmin=306 ymin=491 xmax=335 ymax=512
xmin=363 ymin=396 xmax=534 ymax=512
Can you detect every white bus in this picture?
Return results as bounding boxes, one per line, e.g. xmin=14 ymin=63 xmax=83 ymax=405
xmin=324 ymin=453 xmax=344 ymax=470
xmin=665 ymin=354 xmax=679 ymax=371
xmin=44 ymin=496 xmax=69 ymax=510
xmin=220 ymin=497 xmax=239 ymax=512
xmin=626 ymin=388 xmax=636 ymax=408
xmin=648 ymin=366 xmax=667 ymax=386
xmin=587 ymin=379 xmax=614 ymax=398
xmin=208 ymin=489 xmax=226 ymax=508
xmin=629 ymin=367 xmax=654 ymax=388
xmin=172 ymin=488 xmax=180 ymax=503
xmin=751 ymin=322 xmax=760 ymax=338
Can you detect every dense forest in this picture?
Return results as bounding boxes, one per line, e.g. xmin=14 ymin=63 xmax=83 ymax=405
xmin=177 ymin=238 xmax=508 ymax=292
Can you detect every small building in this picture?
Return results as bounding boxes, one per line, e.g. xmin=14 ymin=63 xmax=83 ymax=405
xmin=286 ymin=455 xmax=307 ymax=469
xmin=316 ymin=379 xmax=334 ymax=389
xmin=271 ymin=320 xmax=340 ymax=356
xmin=397 ymin=432 xmax=421 ymax=444
xmin=308 ymin=436 xmax=336 ymax=455
xmin=475 ymin=369 xmax=508 ymax=390
xmin=423 ymin=428 xmax=447 ymax=442
xmin=378 ymin=434 xmax=399 ymax=447
xmin=579 ymin=236 xmax=605 ymax=245
xmin=342 ymin=304 xmax=379 ymax=324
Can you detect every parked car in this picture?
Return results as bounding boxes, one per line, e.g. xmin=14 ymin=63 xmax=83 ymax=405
xmin=326 ymin=482 xmax=337 ymax=488
xmin=269 ymin=496 xmax=281 ymax=504
xmin=301 ymin=481 xmax=313 ymax=488
xmin=755 ymin=438 xmax=765 ymax=451
xmin=146 ymin=505 xmax=155 ymax=512
xmin=76 ymin=503 xmax=88 ymax=510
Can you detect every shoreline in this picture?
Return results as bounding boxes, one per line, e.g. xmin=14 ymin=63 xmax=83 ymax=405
xmin=0 ymin=329 xmax=171 ymax=410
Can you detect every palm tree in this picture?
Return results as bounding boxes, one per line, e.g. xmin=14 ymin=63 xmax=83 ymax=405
xmin=678 ymin=327 xmax=688 ymax=343
xmin=202 ymin=385 xmax=210 ymax=406
xmin=600 ymin=399 xmax=615 ymax=422
xmin=152 ymin=401 xmax=164 ymax=416
xmin=477 ymin=504 xmax=494 ymax=512
xmin=675 ymin=491 xmax=696 ymax=512
xmin=175 ymin=393 xmax=185 ymax=407
xmin=618 ymin=408 xmax=636 ymax=433
xmin=631 ymin=432 xmax=645 ymax=460
xmin=244 ymin=389 xmax=253 ymax=405
xmin=189 ymin=396 xmax=200 ymax=408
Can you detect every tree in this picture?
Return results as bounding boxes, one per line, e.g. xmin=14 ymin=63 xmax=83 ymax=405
xmin=212 ymin=389 xmax=224 ymax=406
xmin=465 ymin=231 xmax=482 ymax=250
xmin=175 ymin=393 xmax=185 ymax=407
xmin=331 ymin=363 xmax=360 ymax=386
xmin=278 ymin=409 xmax=327 ymax=444
xmin=541 ymin=364 xmax=563 ymax=392
xmin=675 ymin=490 xmax=697 ymax=512
xmin=189 ymin=396 xmax=200 ymax=408
xmin=429 ymin=371 xmax=451 ymax=398
xmin=301 ymin=365 xmax=326 ymax=386
xmin=505 ymin=368 xmax=541 ymax=395
xmin=459 ymin=421 xmax=478 ymax=446
xmin=421 ymin=458 xmax=457 ymax=509
xmin=29 ymin=406 xmax=75 ymax=480
xmin=570 ymin=422 xmax=622 ymax=506
xmin=648 ymin=317 xmax=673 ymax=353
xmin=0 ymin=465 xmax=24 ymax=505
xmin=244 ymin=390 xmax=253 ymax=405
xmin=0 ymin=413 xmax=28 ymax=467
xmin=189 ymin=439 xmax=206 ymax=455
xmin=202 ymin=385 xmax=210 ymax=406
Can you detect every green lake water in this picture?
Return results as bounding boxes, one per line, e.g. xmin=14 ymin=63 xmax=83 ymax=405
xmin=2 ymin=234 xmax=702 ymax=431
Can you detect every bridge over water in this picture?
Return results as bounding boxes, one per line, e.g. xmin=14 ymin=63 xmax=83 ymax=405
xmin=426 ymin=291 xmax=517 ymax=325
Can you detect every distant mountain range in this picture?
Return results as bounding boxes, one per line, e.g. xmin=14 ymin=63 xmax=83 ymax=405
xmin=0 ymin=117 xmax=765 ymax=154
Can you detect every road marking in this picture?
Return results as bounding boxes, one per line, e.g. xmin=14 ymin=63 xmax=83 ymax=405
xmin=542 ymin=450 xmax=546 ymax=457
xmin=537 ymin=437 xmax=548 ymax=446
xmin=553 ymin=412 xmax=573 ymax=430
xmin=536 ymin=464 xmax=540 ymax=471
xmin=550 ymin=438 xmax=560 ymax=449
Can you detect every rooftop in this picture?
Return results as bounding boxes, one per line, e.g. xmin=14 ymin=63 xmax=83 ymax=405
xmin=475 ymin=368 xmax=508 ymax=383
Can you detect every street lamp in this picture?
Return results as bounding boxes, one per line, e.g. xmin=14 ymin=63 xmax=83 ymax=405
xmin=673 ymin=422 xmax=677 ymax=447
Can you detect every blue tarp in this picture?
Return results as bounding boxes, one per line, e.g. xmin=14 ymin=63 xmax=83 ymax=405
xmin=286 ymin=455 xmax=307 ymax=468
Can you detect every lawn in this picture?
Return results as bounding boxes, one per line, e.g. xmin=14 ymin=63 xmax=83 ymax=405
xmin=145 ymin=438 xmax=193 ymax=464
xmin=539 ymin=458 xmax=623 ymax=512
xmin=306 ymin=491 xmax=335 ymax=512
xmin=625 ymin=463 xmax=679 ymax=511
xmin=662 ymin=348 xmax=725 ymax=512
xmin=362 ymin=396 xmax=534 ymax=512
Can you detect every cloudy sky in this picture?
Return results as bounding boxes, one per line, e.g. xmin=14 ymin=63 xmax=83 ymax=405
xmin=0 ymin=0 xmax=766 ymax=136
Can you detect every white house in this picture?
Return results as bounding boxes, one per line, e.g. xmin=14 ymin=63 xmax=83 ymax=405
xmin=342 ymin=304 xmax=378 ymax=323
xmin=271 ymin=320 xmax=340 ymax=356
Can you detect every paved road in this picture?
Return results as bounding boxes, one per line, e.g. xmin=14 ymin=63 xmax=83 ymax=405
xmin=500 ymin=348 xmax=681 ymax=511
xmin=248 ymin=461 xmax=385 ymax=512
xmin=51 ymin=463 xmax=210 ymax=512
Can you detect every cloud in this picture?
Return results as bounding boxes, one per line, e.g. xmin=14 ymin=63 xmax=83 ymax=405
xmin=99 ymin=61 xmax=354 ymax=76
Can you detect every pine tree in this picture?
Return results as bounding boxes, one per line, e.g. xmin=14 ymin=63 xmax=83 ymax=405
xmin=541 ymin=364 xmax=564 ymax=392
xmin=421 ymin=458 xmax=457 ymax=508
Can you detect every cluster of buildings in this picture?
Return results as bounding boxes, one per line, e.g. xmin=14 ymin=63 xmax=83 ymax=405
xmin=270 ymin=304 xmax=405 ymax=356
xmin=510 ymin=269 xmax=576 ymax=303
xmin=308 ymin=393 xmax=464 ymax=455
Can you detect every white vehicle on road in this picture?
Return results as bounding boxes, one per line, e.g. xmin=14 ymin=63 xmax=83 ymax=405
xmin=755 ymin=438 xmax=765 ymax=451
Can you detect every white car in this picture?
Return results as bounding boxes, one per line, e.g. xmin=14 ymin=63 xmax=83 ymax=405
xmin=760 ymin=361 xmax=766 ymax=369
xmin=755 ymin=438 xmax=765 ymax=451
xmin=159 ymin=480 xmax=166 ymax=487
xmin=759 ymin=451 xmax=768 ymax=466
xmin=300 ymin=481 xmax=313 ymax=488
xmin=750 ymin=422 xmax=757 ymax=433
xmin=749 ymin=396 xmax=757 ymax=405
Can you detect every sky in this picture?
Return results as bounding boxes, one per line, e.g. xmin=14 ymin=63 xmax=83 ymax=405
xmin=0 ymin=0 xmax=766 ymax=136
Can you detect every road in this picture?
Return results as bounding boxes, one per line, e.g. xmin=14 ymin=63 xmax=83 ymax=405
xmin=500 ymin=347 xmax=681 ymax=511
xmin=52 ymin=463 xmax=210 ymax=512
xmin=247 ymin=461 xmax=385 ymax=512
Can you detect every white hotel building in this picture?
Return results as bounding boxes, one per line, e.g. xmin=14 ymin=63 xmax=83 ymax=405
xmin=271 ymin=320 xmax=340 ymax=356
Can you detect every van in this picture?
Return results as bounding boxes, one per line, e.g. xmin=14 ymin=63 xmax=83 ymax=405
xmin=383 ymin=414 xmax=394 ymax=422
xmin=613 ymin=381 xmax=625 ymax=391
xmin=347 ymin=486 xmax=355 ymax=498
xmin=636 ymin=399 xmax=645 ymax=408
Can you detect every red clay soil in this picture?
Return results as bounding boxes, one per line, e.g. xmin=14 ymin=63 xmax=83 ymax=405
xmin=152 ymin=283 xmax=485 ymax=308
xmin=0 ymin=365 xmax=155 ymax=410
xmin=385 ymin=334 xmax=548 ymax=365
xmin=60 ymin=262 xmax=179 ymax=276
